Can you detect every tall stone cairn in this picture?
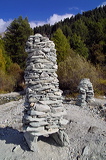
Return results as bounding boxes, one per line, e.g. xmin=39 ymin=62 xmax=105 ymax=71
xmin=76 ymin=78 xmax=94 ymax=107
xmin=23 ymin=34 xmax=69 ymax=151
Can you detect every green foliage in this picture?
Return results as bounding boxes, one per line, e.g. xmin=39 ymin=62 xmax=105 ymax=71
xmin=34 ymin=6 xmax=106 ymax=95
xmin=86 ymin=20 xmax=104 ymax=46
xmin=34 ymin=24 xmax=51 ymax=37
xmin=0 ymin=17 xmax=31 ymax=92
xmin=34 ymin=5 xmax=106 ymax=66
xmin=71 ymin=19 xmax=88 ymax=42
xmin=0 ymin=6 xmax=106 ymax=95
xmin=0 ymin=37 xmax=24 ymax=92
xmin=4 ymin=16 xmax=33 ymax=68
xmin=61 ymin=25 xmax=72 ymax=38
xmin=57 ymin=52 xmax=99 ymax=94
xmin=97 ymin=79 xmax=106 ymax=95
xmin=0 ymin=48 xmax=6 ymax=71
xmin=3 ymin=54 xmax=12 ymax=71
xmin=52 ymin=28 xmax=70 ymax=63
xmin=90 ymin=43 xmax=106 ymax=65
xmin=0 ymin=39 xmax=5 ymax=52
xmin=70 ymin=34 xmax=89 ymax=58
xmin=0 ymin=38 xmax=12 ymax=71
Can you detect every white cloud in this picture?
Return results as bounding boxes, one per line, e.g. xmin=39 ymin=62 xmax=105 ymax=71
xmin=47 ymin=13 xmax=73 ymax=25
xmin=98 ymin=1 xmax=106 ymax=7
xmin=29 ymin=21 xmax=46 ymax=28
xmin=0 ymin=13 xmax=74 ymax=32
xmin=0 ymin=19 xmax=12 ymax=33
xmin=29 ymin=13 xmax=74 ymax=28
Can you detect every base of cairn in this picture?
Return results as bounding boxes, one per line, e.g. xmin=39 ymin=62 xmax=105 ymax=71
xmin=24 ymin=129 xmax=69 ymax=151
xmin=50 ymin=130 xmax=69 ymax=147
xmin=24 ymin=132 xmax=38 ymax=152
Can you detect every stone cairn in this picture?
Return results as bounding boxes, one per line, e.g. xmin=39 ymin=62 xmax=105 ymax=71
xmin=76 ymin=78 xmax=94 ymax=107
xmin=23 ymin=34 xmax=69 ymax=151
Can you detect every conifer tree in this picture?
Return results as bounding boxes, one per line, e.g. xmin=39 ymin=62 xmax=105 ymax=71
xmin=4 ymin=16 xmax=33 ymax=68
xmin=52 ymin=28 xmax=70 ymax=63
xmin=70 ymin=34 xmax=89 ymax=58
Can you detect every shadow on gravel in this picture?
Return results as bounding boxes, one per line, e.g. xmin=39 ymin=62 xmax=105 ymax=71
xmin=0 ymin=127 xmax=30 ymax=151
xmin=0 ymin=127 xmax=60 ymax=152
xmin=38 ymin=135 xmax=60 ymax=147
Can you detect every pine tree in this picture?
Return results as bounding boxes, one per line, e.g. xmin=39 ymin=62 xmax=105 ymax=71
xmin=4 ymin=16 xmax=33 ymax=68
xmin=71 ymin=19 xmax=88 ymax=42
xmin=70 ymin=34 xmax=89 ymax=58
xmin=52 ymin=28 xmax=70 ymax=63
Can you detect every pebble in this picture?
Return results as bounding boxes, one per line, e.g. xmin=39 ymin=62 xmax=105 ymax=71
xmin=12 ymin=145 xmax=22 ymax=152
xmin=82 ymin=146 xmax=90 ymax=156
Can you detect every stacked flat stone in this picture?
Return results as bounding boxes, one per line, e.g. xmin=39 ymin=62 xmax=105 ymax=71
xmin=23 ymin=34 xmax=69 ymax=151
xmin=76 ymin=78 xmax=94 ymax=107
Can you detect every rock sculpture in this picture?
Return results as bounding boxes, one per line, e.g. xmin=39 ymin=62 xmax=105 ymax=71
xmin=23 ymin=34 xmax=69 ymax=151
xmin=76 ymin=78 xmax=94 ymax=107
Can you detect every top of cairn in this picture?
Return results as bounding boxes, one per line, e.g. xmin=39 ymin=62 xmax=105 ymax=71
xmin=25 ymin=34 xmax=55 ymax=53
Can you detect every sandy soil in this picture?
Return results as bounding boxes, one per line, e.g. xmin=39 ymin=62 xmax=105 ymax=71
xmin=0 ymin=97 xmax=106 ymax=160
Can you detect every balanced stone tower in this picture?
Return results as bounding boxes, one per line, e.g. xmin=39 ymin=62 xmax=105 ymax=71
xmin=23 ymin=34 xmax=69 ymax=151
xmin=76 ymin=78 xmax=94 ymax=107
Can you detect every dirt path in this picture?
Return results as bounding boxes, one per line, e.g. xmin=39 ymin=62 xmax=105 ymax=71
xmin=0 ymin=98 xmax=106 ymax=160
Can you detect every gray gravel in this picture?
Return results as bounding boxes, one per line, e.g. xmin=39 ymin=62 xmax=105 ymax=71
xmin=0 ymin=96 xmax=106 ymax=160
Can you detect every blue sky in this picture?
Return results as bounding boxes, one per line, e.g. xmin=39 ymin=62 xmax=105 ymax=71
xmin=0 ymin=0 xmax=106 ymax=32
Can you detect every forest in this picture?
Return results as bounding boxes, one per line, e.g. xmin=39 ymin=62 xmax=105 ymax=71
xmin=0 ymin=6 xmax=106 ymax=96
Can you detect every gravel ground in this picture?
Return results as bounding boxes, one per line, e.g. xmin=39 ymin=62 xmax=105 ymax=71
xmin=0 ymin=96 xmax=106 ymax=160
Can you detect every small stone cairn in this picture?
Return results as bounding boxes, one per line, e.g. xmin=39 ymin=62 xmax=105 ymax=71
xmin=23 ymin=34 xmax=69 ymax=151
xmin=76 ymin=78 xmax=94 ymax=107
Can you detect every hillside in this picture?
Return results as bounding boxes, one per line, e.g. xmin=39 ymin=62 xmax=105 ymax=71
xmin=34 ymin=5 xmax=106 ymax=68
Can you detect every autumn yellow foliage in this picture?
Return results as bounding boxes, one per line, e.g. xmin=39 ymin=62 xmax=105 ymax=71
xmin=57 ymin=51 xmax=99 ymax=95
